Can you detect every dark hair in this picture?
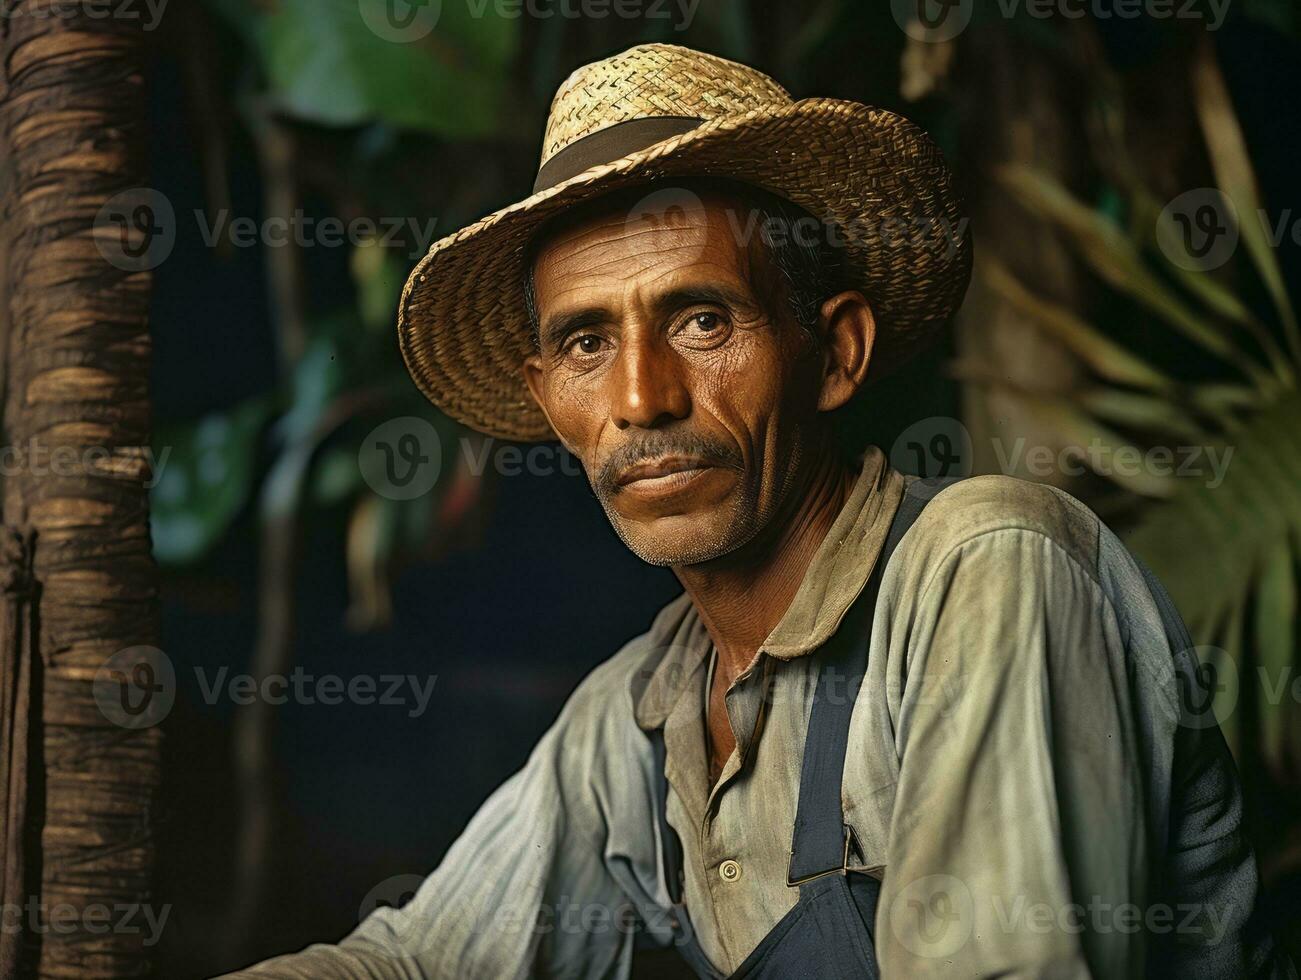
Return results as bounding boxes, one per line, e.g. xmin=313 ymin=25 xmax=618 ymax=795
xmin=522 ymin=177 xmax=847 ymax=350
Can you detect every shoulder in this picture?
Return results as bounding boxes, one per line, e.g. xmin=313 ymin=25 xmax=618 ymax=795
xmin=898 ymin=473 xmax=1103 ymax=582
xmin=534 ymin=593 xmax=691 ymax=820
xmin=548 ymin=592 xmax=692 ymax=747
xmin=876 ymin=477 xmax=1130 ymax=700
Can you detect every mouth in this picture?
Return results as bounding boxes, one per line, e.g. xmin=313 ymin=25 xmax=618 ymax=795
xmin=614 ymin=456 xmax=718 ymax=497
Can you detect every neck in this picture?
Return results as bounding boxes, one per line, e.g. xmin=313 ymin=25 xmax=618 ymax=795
xmin=673 ymin=445 xmax=856 ymax=685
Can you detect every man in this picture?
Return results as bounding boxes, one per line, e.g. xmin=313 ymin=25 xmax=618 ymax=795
xmin=227 ymin=44 xmax=1289 ymax=979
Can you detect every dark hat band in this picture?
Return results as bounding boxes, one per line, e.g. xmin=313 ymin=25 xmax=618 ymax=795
xmin=533 ymin=116 xmax=701 ymax=193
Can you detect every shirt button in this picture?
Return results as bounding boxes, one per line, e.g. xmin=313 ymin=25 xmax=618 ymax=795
xmin=719 ymin=859 xmax=742 ymax=882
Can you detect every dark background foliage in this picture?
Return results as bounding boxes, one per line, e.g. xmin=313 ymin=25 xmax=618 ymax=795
xmin=137 ymin=2 xmax=1301 ymax=975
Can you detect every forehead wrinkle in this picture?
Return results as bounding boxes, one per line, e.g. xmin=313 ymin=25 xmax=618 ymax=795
xmin=542 ymin=235 xmax=733 ymax=300
xmin=533 ymin=200 xmax=759 ymax=325
xmin=536 ymin=203 xmax=696 ymax=260
xmin=542 ymin=219 xmax=713 ymax=275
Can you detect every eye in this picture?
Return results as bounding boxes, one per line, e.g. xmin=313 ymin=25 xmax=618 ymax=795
xmin=685 ymin=312 xmax=723 ymax=334
xmin=567 ymin=333 xmax=606 ymax=357
xmin=673 ymin=309 xmax=732 ymax=350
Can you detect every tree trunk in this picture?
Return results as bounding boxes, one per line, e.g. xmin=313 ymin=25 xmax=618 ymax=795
xmin=951 ymin=23 xmax=1088 ymax=483
xmin=0 ymin=2 xmax=159 ymax=977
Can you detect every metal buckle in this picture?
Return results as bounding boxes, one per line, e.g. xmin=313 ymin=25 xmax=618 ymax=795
xmin=786 ymin=824 xmax=856 ymax=887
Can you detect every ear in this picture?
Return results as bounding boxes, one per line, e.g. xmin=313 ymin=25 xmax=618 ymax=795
xmin=522 ymin=354 xmax=570 ymax=449
xmin=815 ymin=291 xmax=876 ymax=413
xmin=523 ymin=353 xmax=546 ymax=413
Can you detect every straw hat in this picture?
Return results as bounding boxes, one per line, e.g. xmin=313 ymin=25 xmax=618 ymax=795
xmin=398 ymin=43 xmax=971 ymax=441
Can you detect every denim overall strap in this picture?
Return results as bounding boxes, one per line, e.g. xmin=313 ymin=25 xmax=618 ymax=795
xmin=786 ymin=475 xmax=959 ymax=883
xmin=643 ymin=476 xmax=964 ymax=978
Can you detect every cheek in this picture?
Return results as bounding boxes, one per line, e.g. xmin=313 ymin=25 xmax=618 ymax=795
xmin=689 ymin=331 xmax=810 ymax=453
xmin=539 ymin=369 xmax=606 ymax=460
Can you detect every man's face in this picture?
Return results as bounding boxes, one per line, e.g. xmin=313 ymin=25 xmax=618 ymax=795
xmin=522 ymin=190 xmax=829 ymax=567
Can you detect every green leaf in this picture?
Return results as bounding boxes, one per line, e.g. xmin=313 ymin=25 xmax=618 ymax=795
xmin=1188 ymin=383 xmax=1262 ymax=425
xmin=981 ymin=256 xmax=1176 ymax=392
xmin=345 ymin=492 xmax=399 ymax=631
xmin=1014 ymin=395 xmax=1177 ymax=499
xmin=207 ymin=0 xmax=519 ymax=136
xmin=151 ymin=397 xmax=275 ymax=564
xmin=1255 ymin=537 xmax=1297 ymax=773
xmin=997 ymin=164 xmax=1270 ymax=384
xmin=312 ymin=446 xmax=366 ymax=506
xmin=279 ymin=335 xmax=347 ymax=445
xmin=1191 ymin=38 xmax=1300 ymax=360
xmin=1125 ymin=388 xmax=1301 ymax=650
xmin=351 ymin=240 xmax=408 ymax=332
xmin=1075 ymin=389 xmax=1205 ymax=444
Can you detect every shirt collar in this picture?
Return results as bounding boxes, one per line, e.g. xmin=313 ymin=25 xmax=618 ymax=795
xmin=632 ymin=447 xmax=904 ymax=731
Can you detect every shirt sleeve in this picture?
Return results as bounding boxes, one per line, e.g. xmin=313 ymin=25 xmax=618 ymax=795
xmin=218 ymin=661 xmax=649 ymax=980
xmin=875 ymin=526 xmax=1150 ymax=979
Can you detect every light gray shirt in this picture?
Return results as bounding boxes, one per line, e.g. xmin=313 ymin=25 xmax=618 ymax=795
xmin=223 ymin=449 xmax=1265 ymax=978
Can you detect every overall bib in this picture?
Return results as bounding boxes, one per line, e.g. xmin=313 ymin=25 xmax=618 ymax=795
xmin=641 ymin=481 xmax=933 ymax=979
xmin=638 ymin=476 xmax=1294 ymax=980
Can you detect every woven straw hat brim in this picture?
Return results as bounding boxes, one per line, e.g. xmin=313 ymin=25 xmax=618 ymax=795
xmin=398 ymin=97 xmax=972 ymax=442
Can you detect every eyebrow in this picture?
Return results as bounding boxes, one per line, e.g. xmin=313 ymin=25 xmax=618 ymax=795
xmin=539 ymin=283 xmax=754 ymax=351
xmin=539 ymin=307 xmax=612 ymax=351
xmin=649 ymin=284 xmax=753 ymax=320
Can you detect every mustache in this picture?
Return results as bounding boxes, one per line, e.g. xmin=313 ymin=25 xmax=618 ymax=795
xmin=594 ymin=431 xmax=742 ymax=495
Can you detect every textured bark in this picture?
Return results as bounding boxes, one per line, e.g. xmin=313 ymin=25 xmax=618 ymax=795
xmin=0 ymin=531 xmax=38 ymax=978
xmin=952 ymin=24 xmax=1087 ymax=482
xmin=0 ymin=2 xmax=159 ymax=977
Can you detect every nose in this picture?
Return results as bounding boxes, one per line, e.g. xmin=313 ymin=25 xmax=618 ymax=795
xmin=609 ymin=335 xmax=690 ymax=430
